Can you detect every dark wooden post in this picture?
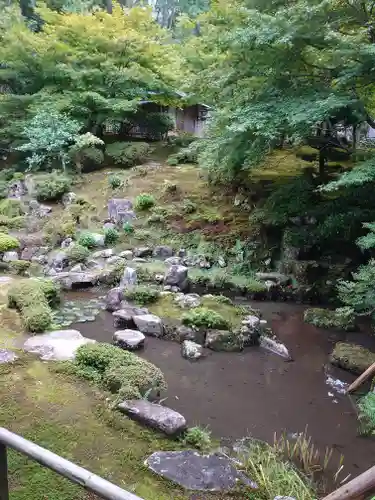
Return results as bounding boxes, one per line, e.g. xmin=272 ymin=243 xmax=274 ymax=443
xmin=0 ymin=443 xmax=9 ymax=500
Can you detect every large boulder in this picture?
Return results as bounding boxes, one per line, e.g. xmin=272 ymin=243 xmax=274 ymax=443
xmin=0 ymin=349 xmax=18 ymax=364
xmin=3 ymin=251 xmax=19 ymax=262
xmin=113 ymin=329 xmax=145 ymax=350
xmin=117 ymin=400 xmax=186 ymax=436
xmin=174 ymin=293 xmax=201 ymax=309
xmin=134 ymin=247 xmax=153 ymax=258
xmin=120 ymin=267 xmax=137 ymax=288
xmin=205 ymin=330 xmax=243 ymax=352
xmin=153 ymin=246 xmax=173 ymax=259
xmin=146 ymin=450 xmax=257 ymax=491
xmin=181 ymin=340 xmax=203 ymax=360
xmin=112 ymin=306 xmax=149 ymax=328
xmin=133 ymin=314 xmax=164 ymax=337
xmin=164 ymin=265 xmax=188 ymax=291
xmin=330 ymin=342 xmax=375 ymax=375
xmin=105 ymin=287 xmax=124 ymax=312
xmin=52 ymin=272 xmax=98 ymax=290
xmin=108 ymin=198 xmax=135 ymax=224
xmin=20 ymin=246 xmax=39 ymax=261
xmin=92 ymin=249 xmax=115 ymax=259
xmin=259 ymin=336 xmax=291 ymax=360
xmin=27 ymin=199 xmax=53 ymax=217
xmin=119 ymin=250 xmax=133 ymax=260
xmin=23 ymin=329 xmax=95 ymax=361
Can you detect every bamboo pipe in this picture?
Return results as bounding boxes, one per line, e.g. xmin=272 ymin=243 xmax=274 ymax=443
xmin=321 ymin=465 xmax=375 ymax=500
xmin=347 ymin=361 xmax=375 ymax=394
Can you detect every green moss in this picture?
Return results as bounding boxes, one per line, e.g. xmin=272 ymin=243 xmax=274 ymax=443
xmin=0 ymin=215 xmax=26 ymax=229
xmin=0 ymin=198 xmax=24 ymax=217
xmin=182 ymin=307 xmax=229 ymax=329
xmin=124 ymin=286 xmax=160 ymax=305
xmin=0 ymin=232 xmax=20 ymax=252
xmin=330 ymin=342 xmax=375 ymax=375
xmin=72 ymin=342 xmax=167 ymax=400
xmin=34 ymin=172 xmax=71 ymax=202
xmin=66 ymin=244 xmax=90 ymax=264
xmin=8 ymin=279 xmax=60 ymax=333
xmin=8 ymin=260 xmax=30 ymax=276
xmin=304 ymin=307 xmax=356 ymax=331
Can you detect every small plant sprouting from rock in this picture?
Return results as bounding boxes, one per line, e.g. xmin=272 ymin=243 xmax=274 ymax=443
xmin=104 ymin=227 xmax=119 ymax=246
xmin=182 ymin=307 xmax=229 ymax=329
xmin=108 ymin=174 xmax=122 ymax=189
xmin=123 ymin=221 xmax=134 ymax=234
xmin=135 ymin=193 xmax=155 ymax=211
xmin=183 ymin=426 xmax=211 ymax=450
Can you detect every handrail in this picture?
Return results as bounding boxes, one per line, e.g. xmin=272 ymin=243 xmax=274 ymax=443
xmin=0 ymin=427 xmax=143 ymax=500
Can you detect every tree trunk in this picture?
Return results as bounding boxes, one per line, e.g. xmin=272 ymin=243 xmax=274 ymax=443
xmin=318 ymin=148 xmax=326 ymax=179
xmin=105 ymin=0 xmax=113 ymax=14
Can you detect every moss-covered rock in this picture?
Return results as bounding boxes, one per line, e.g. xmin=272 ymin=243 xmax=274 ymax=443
xmin=8 ymin=278 xmax=60 ymax=333
xmin=73 ymin=342 xmax=166 ymax=399
xmin=8 ymin=259 xmax=30 ymax=275
xmin=66 ymin=244 xmax=90 ymax=264
xmin=330 ymin=342 xmax=375 ymax=375
xmin=205 ymin=330 xmax=244 ymax=352
xmin=0 ymin=233 xmax=20 ymax=252
xmin=304 ymin=307 xmax=356 ymax=331
xmin=182 ymin=307 xmax=229 ymax=330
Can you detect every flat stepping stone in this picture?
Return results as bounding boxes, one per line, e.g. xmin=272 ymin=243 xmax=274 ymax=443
xmin=113 ymin=329 xmax=145 ymax=350
xmin=23 ymin=329 xmax=95 ymax=361
xmin=117 ymin=400 xmax=186 ymax=436
xmin=0 ymin=349 xmax=18 ymax=364
xmin=146 ymin=450 xmax=257 ymax=491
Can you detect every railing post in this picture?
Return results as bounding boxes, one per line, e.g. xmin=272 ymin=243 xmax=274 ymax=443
xmin=0 ymin=443 xmax=9 ymax=500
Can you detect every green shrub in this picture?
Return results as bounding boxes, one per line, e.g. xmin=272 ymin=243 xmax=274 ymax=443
xmin=182 ymin=199 xmax=197 ymax=214
xmin=67 ymin=244 xmax=90 ymax=264
xmin=166 ymin=154 xmax=179 ymax=166
xmin=303 ymin=306 xmax=356 ymax=331
xmin=73 ymin=342 xmax=166 ymax=398
xmin=0 ymin=198 xmax=24 ymax=217
xmin=44 ymin=218 xmax=76 ymax=244
xmin=182 ymin=307 xmax=229 ymax=329
xmin=106 ymin=141 xmax=151 ymax=167
xmin=8 ymin=259 xmax=30 ymax=275
xmin=34 ymin=172 xmax=71 ymax=202
xmin=124 ymin=286 xmax=159 ymax=305
xmin=108 ymin=174 xmax=122 ymax=189
xmin=123 ymin=221 xmax=134 ymax=234
xmin=78 ymin=232 xmax=97 ymax=249
xmin=135 ymin=193 xmax=155 ymax=211
xmin=175 ymin=141 xmax=200 ymax=164
xmin=0 ymin=233 xmax=20 ymax=252
xmin=8 ymin=278 xmax=59 ymax=332
xmin=168 ymin=132 xmax=196 ymax=148
xmin=358 ymin=392 xmax=375 ymax=435
xmin=104 ymin=228 xmax=119 ymax=246
xmin=184 ymin=426 xmax=211 ymax=450
xmin=147 ymin=213 xmax=165 ymax=225
xmin=0 ymin=215 xmax=26 ymax=229
xmin=0 ymin=181 xmax=8 ymax=199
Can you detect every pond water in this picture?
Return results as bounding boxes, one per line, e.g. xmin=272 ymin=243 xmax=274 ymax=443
xmin=66 ymin=291 xmax=375 ymax=479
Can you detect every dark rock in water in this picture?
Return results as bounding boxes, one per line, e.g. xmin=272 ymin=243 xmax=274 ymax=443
xmin=205 ymin=330 xmax=243 ymax=352
xmin=153 ymin=246 xmax=173 ymax=259
xmin=164 ymin=264 xmax=188 ymax=291
xmin=113 ymin=329 xmax=145 ymax=350
xmin=118 ymin=400 xmax=186 ymax=436
xmin=134 ymin=246 xmax=153 ymax=258
xmin=146 ymin=450 xmax=257 ymax=491
xmin=330 ymin=342 xmax=375 ymax=375
xmin=112 ymin=306 xmax=148 ymax=328
xmin=0 ymin=349 xmax=18 ymax=364
xmin=105 ymin=287 xmax=124 ymax=312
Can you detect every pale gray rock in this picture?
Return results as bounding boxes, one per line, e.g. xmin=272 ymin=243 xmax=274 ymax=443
xmin=118 ymin=400 xmax=186 ymax=436
xmin=91 ymin=233 xmax=105 ymax=247
xmin=62 ymin=192 xmax=76 ymax=207
xmin=70 ymin=263 xmax=84 ymax=273
xmin=174 ymin=293 xmax=201 ymax=309
xmin=181 ymin=340 xmax=203 ymax=360
xmin=260 ymin=336 xmax=291 ymax=360
xmin=105 ymin=287 xmax=124 ymax=312
xmin=52 ymin=272 xmax=98 ymax=290
xmin=60 ymin=237 xmax=74 ymax=249
xmin=133 ymin=314 xmax=164 ymax=337
xmin=113 ymin=329 xmax=145 ymax=350
xmin=112 ymin=306 xmax=148 ymax=328
xmin=255 ymin=272 xmax=290 ymax=285
xmin=23 ymin=329 xmax=95 ymax=361
xmin=49 ymin=251 xmax=69 ymax=271
xmin=119 ymin=250 xmax=133 ymax=259
xmin=3 ymin=251 xmax=18 ymax=262
xmin=165 ymin=256 xmax=183 ymax=266
xmin=134 ymin=246 xmax=153 ymax=258
xmin=153 ymin=246 xmax=173 ymax=259
xmin=164 ymin=264 xmax=188 ymax=290
xmin=120 ymin=267 xmax=137 ymax=288
xmin=92 ymin=249 xmax=114 ymax=259
xmin=0 ymin=349 xmax=18 ymax=364
xmin=146 ymin=450 xmax=257 ymax=491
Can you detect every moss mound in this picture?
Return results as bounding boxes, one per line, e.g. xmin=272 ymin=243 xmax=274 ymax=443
xmin=72 ymin=342 xmax=166 ymax=400
xmin=304 ymin=307 xmax=356 ymax=331
xmin=0 ymin=232 xmax=20 ymax=252
xmin=8 ymin=278 xmax=60 ymax=333
xmin=330 ymin=342 xmax=375 ymax=375
xmin=182 ymin=307 xmax=229 ymax=329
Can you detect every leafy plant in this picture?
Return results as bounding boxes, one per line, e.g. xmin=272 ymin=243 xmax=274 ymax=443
xmin=0 ymin=233 xmax=19 ymax=252
xmin=135 ymin=193 xmax=155 ymax=211
xmin=0 ymin=199 xmax=24 ymax=218
xmin=358 ymin=392 xmax=375 ymax=435
xmin=182 ymin=307 xmax=229 ymax=329
xmin=78 ymin=232 xmax=97 ymax=249
xmin=123 ymin=221 xmax=134 ymax=234
xmin=34 ymin=172 xmax=71 ymax=202
xmin=183 ymin=426 xmax=211 ymax=450
xmin=106 ymin=142 xmax=151 ymax=167
xmin=104 ymin=227 xmax=119 ymax=246
xmin=8 ymin=259 xmax=30 ymax=276
xmin=303 ymin=307 xmax=356 ymax=331
xmin=108 ymin=174 xmax=122 ymax=189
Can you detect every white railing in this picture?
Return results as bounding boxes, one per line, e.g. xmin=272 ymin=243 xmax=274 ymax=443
xmin=0 ymin=427 xmax=143 ymax=500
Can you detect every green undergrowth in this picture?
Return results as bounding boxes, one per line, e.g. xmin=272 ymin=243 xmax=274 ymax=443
xmin=189 ymin=268 xmax=267 ymax=294
xmin=148 ymin=294 xmax=250 ymax=329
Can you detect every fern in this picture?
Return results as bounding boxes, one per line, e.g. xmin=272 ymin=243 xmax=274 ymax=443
xmin=358 ymin=393 xmax=375 ymax=435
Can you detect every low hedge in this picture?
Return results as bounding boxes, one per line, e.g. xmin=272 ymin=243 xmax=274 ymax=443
xmin=8 ymin=278 xmax=60 ymax=333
